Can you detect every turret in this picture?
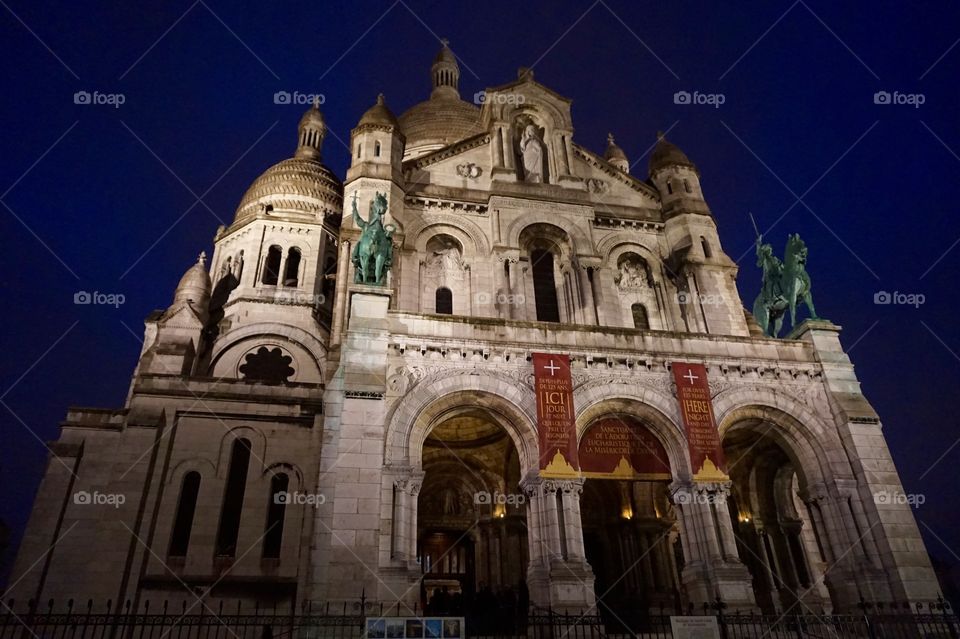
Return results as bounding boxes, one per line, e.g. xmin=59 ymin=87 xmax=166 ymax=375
xmin=604 ymin=133 xmax=629 ymax=173
xmin=347 ymin=94 xmax=405 ymax=184
xmin=651 ymin=133 xmax=748 ymax=336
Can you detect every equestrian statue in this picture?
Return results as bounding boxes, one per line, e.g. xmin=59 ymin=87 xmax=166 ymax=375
xmin=751 ymin=217 xmax=818 ymax=337
xmin=351 ymin=191 xmax=396 ymax=287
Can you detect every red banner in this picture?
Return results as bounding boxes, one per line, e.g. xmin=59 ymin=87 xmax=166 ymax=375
xmin=578 ymin=417 xmax=671 ymax=480
xmin=672 ymin=362 xmax=728 ymax=481
xmin=533 ymin=353 xmax=579 ymax=477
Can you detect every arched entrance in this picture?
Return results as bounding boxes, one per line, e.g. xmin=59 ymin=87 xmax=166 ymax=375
xmin=417 ymin=408 xmax=529 ymax=617
xmin=723 ymin=422 xmax=830 ymax=613
xmin=577 ymin=415 xmax=682 ymax=623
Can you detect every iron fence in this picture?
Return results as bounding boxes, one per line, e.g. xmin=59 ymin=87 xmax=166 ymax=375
xmin=1 ymin=598 xmax=957 ymax=639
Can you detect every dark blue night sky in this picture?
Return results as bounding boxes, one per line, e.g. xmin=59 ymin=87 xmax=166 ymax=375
xmin=2 ymin=1 xmax=959 ymax=593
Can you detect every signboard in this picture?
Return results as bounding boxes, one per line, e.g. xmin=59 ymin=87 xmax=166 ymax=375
xmin=365 ymin=617 xmax=464 ymax=639
xmin=669 ymin=616 xmax=721 ymax=639
xmin=578 ymin=417 xmax=671 ymax=480
xmin=671 ymin=362 xmax=728 ymax=481
xmin=532 ymin=353 xmax=579 ymax=477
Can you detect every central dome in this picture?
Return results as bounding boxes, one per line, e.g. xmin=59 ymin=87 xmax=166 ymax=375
xmin=399 ymin=96 xmax=482 ymax=157
xmin=398 ymin=39 xmax=482 ymax=159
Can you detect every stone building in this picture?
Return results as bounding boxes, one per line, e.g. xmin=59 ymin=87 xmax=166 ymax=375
xmin=9 ymin=43 xmax=939 ymax=616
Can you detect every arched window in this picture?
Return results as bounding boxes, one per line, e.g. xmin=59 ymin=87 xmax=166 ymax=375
xmin=262 ymin=473 xmax=289 ymax=559
xmin=435 ymin=287 xmax=453 ymax=315
xmin=632 ymin=303 xmax=649 ymax=330
xmin=374 ymin=141 xmax=381 ymax=157
xmin=235 ymin=250 xmax=244 ymax=281
xmin=666 ymin=181 xmax=673 ymax=195
xmin=216 ymin=438 xmax=252 ymax=557
xmin=701 ymin=237 xmax=713 ymax=259
xmin=168 ymin=472 xmax=201 ymax=557
xmin=356 ymin=143 xmax=362 ymax=159
xmin=284 ymin=248 xmax=301 ymax=287
xmin=262 ymin=246 xmax=282 ymax=286
xmin=531 ymin=249 xmax=560 ymax=323
xmin=684 ymin=178 xmax=692 ymax=194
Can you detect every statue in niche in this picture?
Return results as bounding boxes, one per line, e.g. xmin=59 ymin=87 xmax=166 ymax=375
xmin=518 ymin=124 xmax=546 ymax=183
xmin=428 ymin=247 xmax=463 ymax=272
xmin=425 ymin=235 xmax=464 ymax=273
xmin=442 ymin=488 xmax=458 ymax=515
xmin=616 ymin=256 xmax=651 ymax=290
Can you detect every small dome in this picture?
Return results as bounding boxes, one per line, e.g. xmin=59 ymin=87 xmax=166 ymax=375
xmin=234 ymin=157 xmax=342 ymax=225
xmin=172 ymin=252 xmax=211 ymax=314
xmin=649 ymin=132 xmax=696 ymax=175
xmin=232 ymin=106 xmax=343 ymax=227
xmin=604 ymin=134 xmax=627 ymax=161
xmin=604 ymin=133 xmax=629 ymax=172
xmin=358 ymin=94 xmax=399 ymax=128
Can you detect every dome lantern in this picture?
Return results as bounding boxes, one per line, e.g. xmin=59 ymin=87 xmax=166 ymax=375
xmin=431 ymin=38 xmax=460 ymax=99
xmin=295 ymin=97 xmax=326 ymax=161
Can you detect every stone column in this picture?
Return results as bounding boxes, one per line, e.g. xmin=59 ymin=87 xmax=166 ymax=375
xmin=670 ymin=480 xmax=755 ymax=610
xmin=522 ymin=475 xmax=595 ymax=612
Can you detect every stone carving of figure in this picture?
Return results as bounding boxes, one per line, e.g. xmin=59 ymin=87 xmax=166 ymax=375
xmin=519 ymin=125 xmax=544 ymax=183
xmin=616 ymin=257 xmax=649 ymax=290
xmin=429 ymin=247 xmax=462 ymax=271
xmin=442 ymin=488 xmax=457 ymax=515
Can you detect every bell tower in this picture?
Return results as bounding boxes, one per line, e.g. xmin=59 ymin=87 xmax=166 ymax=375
xmin=651 ymin=133 xmax=749 ymax=336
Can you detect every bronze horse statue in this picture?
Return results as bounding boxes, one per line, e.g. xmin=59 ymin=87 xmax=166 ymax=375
xmin=752 ymin=233 xmax=817 ymax=337
xmin=351 ymin=192 xmax=396 ymax=286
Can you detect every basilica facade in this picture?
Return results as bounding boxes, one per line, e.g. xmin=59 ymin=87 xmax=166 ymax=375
xmin=9 ymin=43 xmax=939 ymax=616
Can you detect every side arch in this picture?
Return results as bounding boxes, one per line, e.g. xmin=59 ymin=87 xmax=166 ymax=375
xmin=506 ymin=216 xmax=593 ymax=257
xmin=404 ymin=215 xmax=491 ymax=256
xmin=713 ymin=386 xmax=849 ymax=489
xmin=385 ymin=372 xmax=539 ymax=474
xmin=208 ymin=323 xmax=328 ymax=383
